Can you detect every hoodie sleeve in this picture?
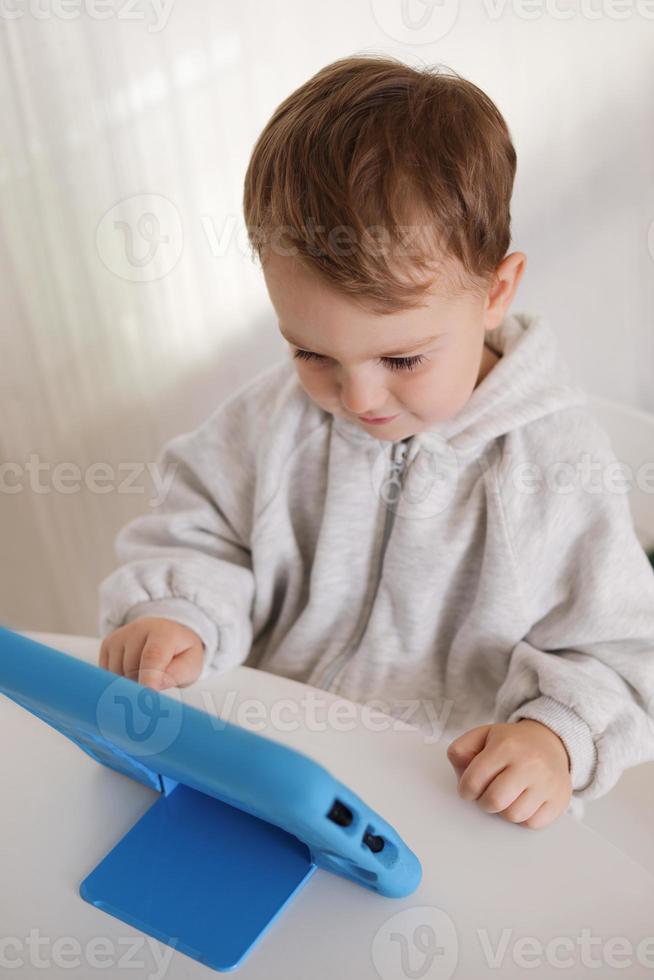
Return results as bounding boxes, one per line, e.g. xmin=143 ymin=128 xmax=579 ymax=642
xmin=97 ymin=396 xmax=259 ymax=678
xmin=491 ymin=405 xmax=654 ymax=806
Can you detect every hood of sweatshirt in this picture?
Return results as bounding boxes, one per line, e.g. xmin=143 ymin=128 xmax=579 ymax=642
xmin=331 ymin=311 xmax=590 ymax=460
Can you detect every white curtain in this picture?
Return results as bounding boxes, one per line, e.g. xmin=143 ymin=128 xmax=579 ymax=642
xmin=1 ymin=2 xmax=286 ymax=634
xmin=1 ymin=1 xmax=653 ymax=635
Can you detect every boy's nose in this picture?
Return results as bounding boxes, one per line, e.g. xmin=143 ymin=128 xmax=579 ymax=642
xmin=342 ymin=397 xmax=391 ymax=418
xmin=339 ymin=379 xmax=389 ymax=418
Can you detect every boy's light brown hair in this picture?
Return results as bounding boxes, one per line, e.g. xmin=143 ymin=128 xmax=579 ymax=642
xmin=243 ymin=54 xmax=517 ymax=314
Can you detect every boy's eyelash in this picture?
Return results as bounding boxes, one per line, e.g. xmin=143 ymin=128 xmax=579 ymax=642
xmin=293 ymin=350 xmax=426 ymax=373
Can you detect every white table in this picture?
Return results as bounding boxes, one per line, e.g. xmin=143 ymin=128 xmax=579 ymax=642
xmin=2 ymin=631 xmax=654 ymax=979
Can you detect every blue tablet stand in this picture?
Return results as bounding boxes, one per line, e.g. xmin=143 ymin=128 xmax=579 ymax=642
xmin=0 ymin=626 xmax=422 ymax=972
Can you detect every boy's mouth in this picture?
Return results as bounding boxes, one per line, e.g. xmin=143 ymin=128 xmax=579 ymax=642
xmin=358 ymin=414 xmax=400 ymax=425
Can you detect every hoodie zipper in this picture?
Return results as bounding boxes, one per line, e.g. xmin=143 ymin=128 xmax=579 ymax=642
xmin=318 ymin=438 xmax=411 ymax=693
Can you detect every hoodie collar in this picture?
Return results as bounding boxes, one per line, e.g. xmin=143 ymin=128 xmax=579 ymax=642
xmin=332 ymin=311 xmax=589 ymax=458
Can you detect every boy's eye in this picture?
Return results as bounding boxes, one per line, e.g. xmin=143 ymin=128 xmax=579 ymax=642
xmin=293 ymin=350 xmax=426 ymax=373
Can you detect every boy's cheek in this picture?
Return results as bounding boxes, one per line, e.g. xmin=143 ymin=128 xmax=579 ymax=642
xmin=294 ymin=368 xmax=327 ymax=403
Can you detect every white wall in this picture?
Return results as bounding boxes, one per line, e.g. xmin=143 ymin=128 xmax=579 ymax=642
xmin=1 ymin=0 xmax=653 ymax=635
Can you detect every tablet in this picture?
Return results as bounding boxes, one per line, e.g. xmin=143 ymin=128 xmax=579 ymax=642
xmin=0 ymin=625 xmax=422 ymax=971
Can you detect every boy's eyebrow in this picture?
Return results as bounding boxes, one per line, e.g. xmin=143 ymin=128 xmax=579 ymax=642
xmin=280 ymin=331 xmax=444 ymax=357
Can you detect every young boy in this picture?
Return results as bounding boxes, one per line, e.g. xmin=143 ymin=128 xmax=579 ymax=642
xmin=98 ymin=55 xmax=654 ymax=829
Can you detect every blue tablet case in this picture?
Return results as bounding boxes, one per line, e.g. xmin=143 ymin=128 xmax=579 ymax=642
xmin=0 ymin=626 xmax=422 ymax=972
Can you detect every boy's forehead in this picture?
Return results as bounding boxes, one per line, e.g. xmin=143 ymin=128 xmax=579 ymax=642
xmin=262 ymin=253 xmax=468 ymax=361
xmin=262 ymin=250 xmax=327 ymax=290
xmin=262 ymin=248 xmax=468 ymax=318
xmin=265 ymin=254 xmax=410 ymax=332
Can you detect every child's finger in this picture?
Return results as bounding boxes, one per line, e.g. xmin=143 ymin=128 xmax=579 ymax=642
xmin=138 ymin=637 xmax=176 ymax=691
xmin=456 ymin=747 xmax=513 ymax=803
xmin=446 ymin=724 xmax=492 ymax=773
xmin=476 ymin=766 xmax=529 ymax=814
xmin=122 ymin=634 xmax=148 ymax=683
xmin=158 ymin=645 xmax=205 ymax=690
xmin=106 ymin=642 xmax=125 ymax=678
xmin=451 ymin=763 xmax=467 ymax=783
xmin=98 ymin=638 xmax=110 ymax=671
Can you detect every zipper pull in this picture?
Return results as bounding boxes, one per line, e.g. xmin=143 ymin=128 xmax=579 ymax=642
xmin=381 ymin=440 xmax=410 ymax=506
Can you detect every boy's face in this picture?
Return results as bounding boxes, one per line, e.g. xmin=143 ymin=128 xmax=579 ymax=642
xmin=263 ymin=248 xmax=525 ymax=442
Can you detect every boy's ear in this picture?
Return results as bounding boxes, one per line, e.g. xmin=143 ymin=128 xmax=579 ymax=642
xmin=483 ymin=252 xmax=527 ymax=329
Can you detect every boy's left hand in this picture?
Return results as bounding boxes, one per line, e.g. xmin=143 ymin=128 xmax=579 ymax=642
xmin=446 ymin=720 xmax=573 ymax=830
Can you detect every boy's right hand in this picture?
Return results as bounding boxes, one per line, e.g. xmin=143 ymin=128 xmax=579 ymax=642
xmin=98 ymin=617 xmax=205 ymax=692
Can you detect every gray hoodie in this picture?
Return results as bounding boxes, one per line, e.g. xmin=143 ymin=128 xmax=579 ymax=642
xmin=98 ymin=312 xmax=654 ymax=814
